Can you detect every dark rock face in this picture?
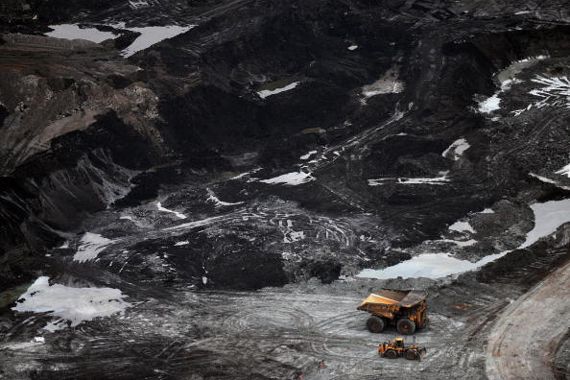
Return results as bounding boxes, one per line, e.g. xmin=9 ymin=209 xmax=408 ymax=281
xmin=0 ymin=0 xmax=569 ymax=292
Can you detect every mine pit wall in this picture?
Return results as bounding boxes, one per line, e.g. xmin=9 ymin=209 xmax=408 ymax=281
xmin=401 ymin=23 xmax=570 ymax=114
xmin=0 ymin=0 xmax=118 ymax=30
xmin=476 ymin=223 xmax=570 ymax=288
xmin=359 ymin=24 xmax=570 ymax=242
xmin=404 ymin=24 xmax=570 ymax=123
xmin=0 ymin=112 xmax=164 ymax=288
xmin=143 ymin=3 xmax=412 ymax=167
xmin=1 ymin=1 xmax=570 ymax=292
xmin=0 ymin=32 xmax=167 ymax=266
xmin=481 ymin=223 xmax=570 ymax=380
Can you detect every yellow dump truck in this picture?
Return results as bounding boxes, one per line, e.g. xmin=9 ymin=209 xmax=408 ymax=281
xmin=357 ymin=289 xmax=428 ymax=335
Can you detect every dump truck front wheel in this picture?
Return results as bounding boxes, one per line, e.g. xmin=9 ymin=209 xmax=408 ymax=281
xmin=384 ymin=349 xmax=398 ymax=359
xmin=397 ymin=318 xmax=416 ymax=335
xmin=366 ymin=316 xmax=385 ymax=333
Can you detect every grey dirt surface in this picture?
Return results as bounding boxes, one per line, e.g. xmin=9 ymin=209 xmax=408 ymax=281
xmin=2 ymin=239 xmax=568 ymax=380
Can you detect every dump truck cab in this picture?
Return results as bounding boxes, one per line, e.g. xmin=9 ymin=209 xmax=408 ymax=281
xmin=357 ymin=289 xmax=428 ymax=335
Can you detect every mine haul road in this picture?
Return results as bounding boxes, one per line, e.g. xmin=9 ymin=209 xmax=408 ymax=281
xmin=486 ymin=260 xmax=570 ymax=380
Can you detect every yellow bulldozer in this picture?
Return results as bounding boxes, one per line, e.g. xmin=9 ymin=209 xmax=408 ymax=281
xmin=357 ymin=289 xmax=428 ymax=335
xmin=378 ymin=337 xmax=426 ymax=361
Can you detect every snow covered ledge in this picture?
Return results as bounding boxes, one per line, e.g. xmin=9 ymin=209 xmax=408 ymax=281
xmin=257 ymin=81 xmax=300 ymax=99
xmin=12 ymin=277 xmax=131 ymax=331
xmin=357 ymin=198 xmax=570 ymax=280
xmin=260 ymin=171 xmax=315 ymax=186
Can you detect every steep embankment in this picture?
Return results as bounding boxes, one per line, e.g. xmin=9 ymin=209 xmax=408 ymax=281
xmin=486 ymin=260 xmax=570 ymax=379
xmin=1 ymin=0 xmax=570 ymax=292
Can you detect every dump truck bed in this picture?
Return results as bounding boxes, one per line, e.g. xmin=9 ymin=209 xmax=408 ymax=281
xmin=359 ymin=289 xmax=427 ymax=308
xmin=358 ymin=289 xmax=429 ymax=334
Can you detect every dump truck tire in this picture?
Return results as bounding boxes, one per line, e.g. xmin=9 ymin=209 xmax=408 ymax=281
xmin=397 ymin=318 xmax=416 ymax=335
xmin=384 ymin=349 xmax=398 ymax=359
xmin=366 ymin=316 xmax=385 ymax=333
xmin=405 ymin=349 xmax=420 ymax=361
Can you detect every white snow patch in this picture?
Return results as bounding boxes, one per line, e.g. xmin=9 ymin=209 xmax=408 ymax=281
xmin=357 ymin=252 xmax=505 ymax=280
xmin=438 ymin=238 xmax=478 ymax=247
xmin=257 ymin=82 xmax=300 ymax=99
xmin=479 ymin=208 xmax=495 ymax=214
xmin=520 ymin=198 xmax=570 ymax=249
xmin=529 ymin=173 xmax=557 ymax=184
xmin=362 ymin=68 xmax=404 ymax=98
xmin=45 ymin=24 xmax=116 ymax=43
xmin=118 ymin=24 xmax=196 ymax=57
xmin=260 ymin=171 xmax=315 ymax=186
xmin=300 ymin=150 xmax=317 ymax=160
xmin=231 ymin=172 xmax=250 ymax=180
xmin=33 ymin=337 xmax=45 ymax=344
xmin=478 ymin=55 xmax=549 ymax=115
xmin=442 ymin=138 xmax=471 ymax=160
xmin=164 ymin=215 xmax=228 ymax=231
xmin=555 ymin=163 xmax=570 ymax=178
xmin=368 ymin=172 xmax=450 ymax=186
xmin=73 ymin=232 xmax=113 ymax=262
xmin=528 ymin=76 xmax=570 ymax=108
xmin=156 ymin=202 xmax=187 ymax=219
xmin=58 ymin=241 xmax=70 ymax=249
xmin=449 ymin=221 xmax=476 ymax=234
xmin=358 ymin=197 xmax=570 ymax=280
xmin=513 ymin=75 xmax=570 ymax=115
xmin=174 ymin=241 xmax=189 ymax=246
xmin=206 ymin=189 xmax=244 ymax=207
xmin=347 ymin=45 xmax=358 ymax=51
xmin=529 ymin=173 xmax=570 ymax=190
xmin=230 ymin=168 xmax=262 ymax=180
xmin=498 ymin=55 xmax=549 ymax=88
xmin=478 ymin=93 xmax=501 ymax=113
xmin=202 ymin=276 xmax=208 ymax=285
xmin=12 ymin=277 xmax=131 ymax=330
xmin=398 ymin=175 xmax=449 ymax=185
